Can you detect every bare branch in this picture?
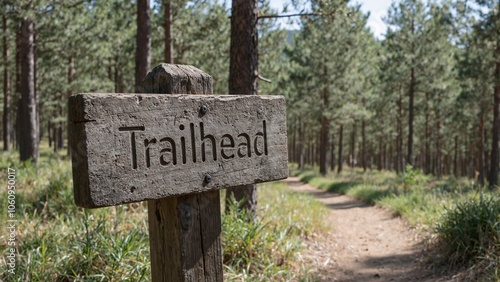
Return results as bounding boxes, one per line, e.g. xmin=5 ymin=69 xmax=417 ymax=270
xmin=258 ymin=74 xmax=272 ymax=83
xmin=258 ymin=10 xmax=337 ymax=21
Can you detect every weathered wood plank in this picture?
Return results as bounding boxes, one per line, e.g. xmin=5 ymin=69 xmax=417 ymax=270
xmin=69 ymin=93 xmax=287 ymax=208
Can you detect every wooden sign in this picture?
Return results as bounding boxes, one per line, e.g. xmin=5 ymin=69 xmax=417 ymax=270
xmin=69 ymin=93 xmax=288 ymax=208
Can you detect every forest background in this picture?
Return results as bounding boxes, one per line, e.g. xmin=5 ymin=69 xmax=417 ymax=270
xmin=1 ymin=0 xmax=499 ymax=189
xmin=0 ymin=0 xmax=499 ymax=280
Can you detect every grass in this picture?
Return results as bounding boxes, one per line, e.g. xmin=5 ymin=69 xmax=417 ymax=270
xmin=290 ymin=163 xmax=499 ymax=281
xmin=436 ymin=194 xmax=500 ymax=280
xmin=223 ymin=184 xmax=328 ymax=281
xmin=0 ymin=144 xmax=328 ymax=281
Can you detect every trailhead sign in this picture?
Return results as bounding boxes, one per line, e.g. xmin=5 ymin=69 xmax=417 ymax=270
xmin=68 ymin=64 xmax=288 ymax=281
xmin=69 ymin=93 xmax=288 ymax=208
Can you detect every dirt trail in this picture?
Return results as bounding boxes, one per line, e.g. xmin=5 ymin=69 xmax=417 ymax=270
xmin=285 ymin=177 xmax=442 ymax=282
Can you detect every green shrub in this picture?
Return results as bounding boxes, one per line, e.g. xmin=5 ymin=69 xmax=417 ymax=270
xmin=397 ymin=165 xmax=429 ymax=192
xmin=436 ymin=194 xmax=499 ymax=271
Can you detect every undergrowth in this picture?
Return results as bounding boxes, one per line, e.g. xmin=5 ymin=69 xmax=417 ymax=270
xmin=0 ymin=146 xmax=328 ymax=281
xmin=291 ymin=163 xmax=499 ymax=281
xmin=223 ymin=183 xmax=328 ymax=281
xmin=436 ymin=195 xmax=499 ymax=280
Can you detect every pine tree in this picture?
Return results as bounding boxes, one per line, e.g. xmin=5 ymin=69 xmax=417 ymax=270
xmin=2 ymin=5 xmax=11 ymax=151
xmin=136 ymin=0 xmax=151 ymax=91
xmin=226 ymin=0 xmax=259 ymax=217
xmin=18 ymin=14 xmax=38 ymax=163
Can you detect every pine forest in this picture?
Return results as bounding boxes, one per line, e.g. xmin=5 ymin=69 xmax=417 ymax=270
xmin=0 ymin=0 xmax=499 ymax=281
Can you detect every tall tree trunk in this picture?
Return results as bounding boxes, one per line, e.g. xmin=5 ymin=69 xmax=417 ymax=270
xmin=350 ymin=122 xmax=356 ymax=168
xmin=435 ymin=115 xmax=442 ymax=178
xmin=397 ymin=89 xmax=404 ymax=173
xmin=34 ymin=29 xmax=39 ymax=148
xmin=378 ymin=136 xmax=383 ymax=171
xmin=489 ymin=39 xmax=500 ymax=189
xmin=135 ymin=0 xmax=151 ymax=92
xmin=299 ymin=119 xmax=305 ymax=169
xmin=14 ymin=26 xmax=21 ymax=150
xmin=226 ymin=0 xmax=258 ymax=217
xmin=330 ymin=131 xmax=335 ymax=171
xmin=454 ymin=135 xmax=459 ymax=177
xmin=362 ymin=120 xmax=366 ymax=172
xmin=164 ymin=0 xmax=173 ymax=63
xmin=337 ymin=125 xmax=343 ymax=174
xmin=48 ymin=120 xmax=52 ymax=147
xmin=478 ymin=113 xmax=486 ymax=186
xmin=289 ymin=118 xmax=295 ymax=163
xmin=424 ymin=93 xmax=431 ymax=174
xmin=319 ymin=67 xmax=329 ymax=175
xmin=408 ymin=67 xmax=415 ymax=167
xmin=52 ymin=121 xmax=58 ymax=152
xmin=18 ymin=18 xmax=38 ymax=164
xmin=3 ymin=13 xmax=10 ymax=151
xmin=383 ymin=139 xmax=387 ymax=170
xmin=64 ymin=56 xmax=75 ymax=153
xmin=319 ymin=118 xmax=329 ymax=174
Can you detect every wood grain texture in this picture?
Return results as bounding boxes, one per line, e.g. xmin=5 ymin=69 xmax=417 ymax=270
xmin=144 ymin=64 xmax=222 ymax=282
xmin=148 ymin=191 xmax=223 ymax=281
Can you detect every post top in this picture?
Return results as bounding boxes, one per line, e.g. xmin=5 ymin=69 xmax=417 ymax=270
xmin=141 ymin=64 xmax=212 ymax=95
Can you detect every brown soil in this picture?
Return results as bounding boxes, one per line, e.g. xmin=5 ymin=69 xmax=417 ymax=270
xmin=284 ymin=177 xmax=450 ymax=282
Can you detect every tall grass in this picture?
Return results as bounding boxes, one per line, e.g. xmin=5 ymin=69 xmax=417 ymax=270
xmin=223 ymin=182 xmax=328 ymax=281
xmin=1 ymin=146 xmax=328 ymax=281
xmin=436 ymin=195 xmax=499 ymax=279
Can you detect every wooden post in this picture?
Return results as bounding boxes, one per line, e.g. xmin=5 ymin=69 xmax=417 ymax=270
xmin=142 ymin=64 xmax=223 ymax=281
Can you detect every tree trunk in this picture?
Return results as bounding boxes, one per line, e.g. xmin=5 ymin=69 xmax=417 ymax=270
xmin=397 ymin=89 xmax=404 ymax=173
xmin=64 ymin=56 xmax=75 ymax=153
xmin=135 ymin=0 xmax=151 ymax=92
xmin=330 ymin=131 xmax=335 ymax=171
xmin=454 ymin=135 xmax=459 ymax=177
xmin=34 ymin=29 xmax=39 ymax=149
xmin=53 ymin=122 xmax=58 ymax=152
xmin=229 ymin=0 xmax=258 ymax=95
xmin=18 ymin=18 xmax=38 ymax=164
xmin=408 ymin=67 xmax=415 ymax=167
xmin=337 ymin=125 xmax=343 ymax=174
xmin=424 ymin=93 xmax=431 ymax=174
xmin=478 ymin=113 xmax=486 ymax=186
xmin=435 ymin=116 xmax=442 ymax=178
xmin=3 ymin=13 xmax=10 ymax=151
xmin=299 ymin=119 xmax=305 ymax=169
xmin=488 ymin=39 xmax=500 ymax=189
xmin=362 ymin=120 xmax=366 ymax=172
xmin=377 ymin=136 xmax=383 ymax=171
xmin=350 ymin=122 xmax=356 ymax=168
xmin=14 ymin=27 xmax=21 ymax=151
xmin=319 ymin=115 xmax=329 ymax=175
xmin=164 ymin=0 xmax=173 ymax=63
xmin=48 ymin=120 xmax=52 ymax=148
xmin=226 ymin=0 xmax=259 ymax=218
xmin=383 ymin=139 xmax=387 ymax=170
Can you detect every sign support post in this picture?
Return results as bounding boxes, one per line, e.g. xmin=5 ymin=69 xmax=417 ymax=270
xmin=144 ymin=64 xmax=222 ymax=281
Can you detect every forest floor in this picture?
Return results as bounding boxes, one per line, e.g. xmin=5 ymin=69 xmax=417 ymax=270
xmin=285 ymin=177 xmax=451 ymax=282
